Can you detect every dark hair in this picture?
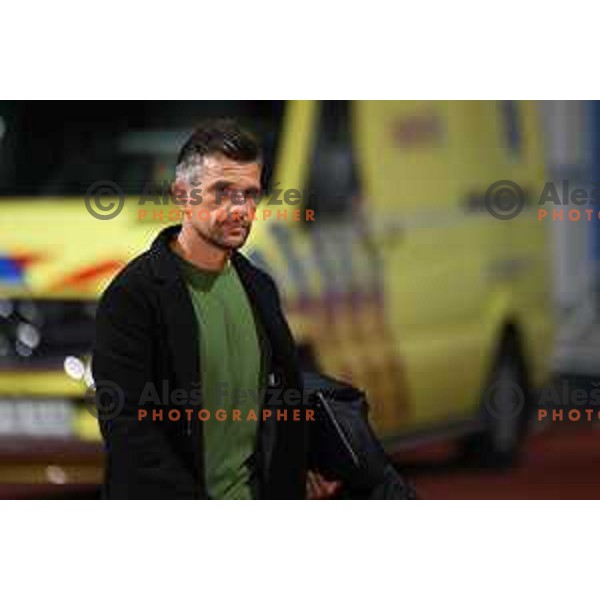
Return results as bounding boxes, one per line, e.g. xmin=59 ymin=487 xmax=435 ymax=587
xmin=176 ymin=118 xmax=262 ymax=180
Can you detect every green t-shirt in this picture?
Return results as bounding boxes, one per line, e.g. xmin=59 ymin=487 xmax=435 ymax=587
xmin=176 ymin=254 xmax=263 ymax=499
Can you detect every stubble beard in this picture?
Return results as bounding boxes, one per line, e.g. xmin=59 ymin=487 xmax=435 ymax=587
xmin=192 ymin=220 xmax=251 ymax=251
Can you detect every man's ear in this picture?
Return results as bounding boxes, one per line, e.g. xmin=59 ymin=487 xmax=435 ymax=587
xmin=171 ymin=180 xmax=189 ymax=207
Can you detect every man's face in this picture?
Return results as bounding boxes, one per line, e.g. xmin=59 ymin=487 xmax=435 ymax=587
xmin=180 ymin=154 xmax=261 ymax=251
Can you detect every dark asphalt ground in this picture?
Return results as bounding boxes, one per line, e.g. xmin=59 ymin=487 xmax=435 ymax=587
xmin=396 ymin=423 xmax=600 ymax=499
xmin=2 ymin=424 xmax=598 ymax=499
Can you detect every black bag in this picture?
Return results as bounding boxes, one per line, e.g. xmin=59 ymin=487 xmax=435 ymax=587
xmin=304 ymin=371 xmax=417 ymax=500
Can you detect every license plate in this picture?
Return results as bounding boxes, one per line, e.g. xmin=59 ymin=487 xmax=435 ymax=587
xmin=0 ymin=398 xmax=74 ymax=437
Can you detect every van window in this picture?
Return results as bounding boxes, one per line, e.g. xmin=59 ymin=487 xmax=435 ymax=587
xmin=500 ymin=100 xmax=522 ymax=158
xmin=304 ymin=100 xmax=361 ymax=221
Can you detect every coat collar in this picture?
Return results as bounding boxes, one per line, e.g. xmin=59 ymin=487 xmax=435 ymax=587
xmin=148 ymin=224 xmax=184 ymax=284
xmin=148 ymin=224 xmax=253 ymax=285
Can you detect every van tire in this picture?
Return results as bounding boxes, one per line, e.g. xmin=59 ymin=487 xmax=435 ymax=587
xmin=460 ymin=333 xmax=531 ymax=468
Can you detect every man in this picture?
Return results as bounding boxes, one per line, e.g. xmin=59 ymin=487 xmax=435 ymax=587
xmin=92 ymin=119 xmax=339 ymax=499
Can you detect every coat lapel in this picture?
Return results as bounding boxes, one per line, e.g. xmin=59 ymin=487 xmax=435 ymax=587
xmin=231 ymin=251 xmax=274 ymax=377
xmin=148 ymin=226 xmax=201 ymax=396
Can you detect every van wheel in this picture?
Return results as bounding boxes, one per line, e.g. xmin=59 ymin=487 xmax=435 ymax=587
xmin=460 ymin=336 xmax=530 ymax=468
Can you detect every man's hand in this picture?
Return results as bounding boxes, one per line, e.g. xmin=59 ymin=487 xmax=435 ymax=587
xmin=306 ymin=470 xmax=342 ymax=499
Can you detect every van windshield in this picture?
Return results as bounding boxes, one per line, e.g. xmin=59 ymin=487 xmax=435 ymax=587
xmin=0 ymin=101 xmax=284 ymax=197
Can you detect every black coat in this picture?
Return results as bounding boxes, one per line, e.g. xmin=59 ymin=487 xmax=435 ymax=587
xmin=92 ymin=225 xmax=308 ymax=499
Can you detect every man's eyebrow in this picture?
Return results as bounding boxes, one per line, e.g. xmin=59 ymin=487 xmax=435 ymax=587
xmin=210 ymin=179 xmax=236 ymax=190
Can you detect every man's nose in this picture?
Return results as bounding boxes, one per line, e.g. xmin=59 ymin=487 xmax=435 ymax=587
xmin=230 ymin=192 xmax=256 ymax=218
